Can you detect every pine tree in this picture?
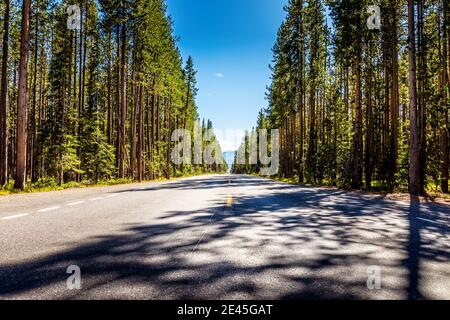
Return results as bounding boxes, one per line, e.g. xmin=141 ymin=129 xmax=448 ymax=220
xmin=408 ymin=0 xmax=421 ymax=196
xmin=0 ymin=0 xmax=10 ymax=186
xmin=14 ymin=0 xmax=32 ymax=190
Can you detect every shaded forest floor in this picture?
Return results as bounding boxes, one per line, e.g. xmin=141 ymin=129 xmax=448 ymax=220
xmin=267 ymin=176 xmax=450 ymax=207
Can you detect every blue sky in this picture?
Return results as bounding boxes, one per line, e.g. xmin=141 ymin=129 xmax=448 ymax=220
xmin=166 ymin=0 xmax=288 ymax=151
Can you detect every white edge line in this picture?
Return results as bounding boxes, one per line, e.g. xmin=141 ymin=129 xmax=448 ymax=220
xmin=1 ymin=213 xmax=30 ymax=220
xmin=417 ymin=217 xmax=441 ymax=225
xmin=106 ymin=194 xmax=119 ymax=198
xmin=192 ymin=232 xmax=207 ymax=252
xmin=67 ymin=201 xmax=85 ymax=206
xmin=90 ymin=197 xmax=104 ymax=201
xmin=37 ymin=206 xmax=60 ymax=213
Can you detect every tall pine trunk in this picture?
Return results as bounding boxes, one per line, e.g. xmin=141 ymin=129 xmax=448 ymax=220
xmin=441 ymin=0 xmax=449 ymax=193
xmin=0 ymin=0 xmax=10 ymax=186
xmin=365 ymin=40 xmax=373 ymax=190
xmin=417 ymin=0 xmax=427 ymax=194
xmin=30 ymin=11 xmax=39 ymax=182
xmin=306 ymin=66 xmax=316 ymax=183
xmin=351 ymin=47 xmax=363 ymax=190
xmin=106 ymin=29 xmax=112 ymax=144
xmin=389 ymin=0 xmax=399 ymax=190
xmin=408 ymin=0 xmax=420 ymax=197
xmin=15 ymin=0 xmax=32 ymax=190
xmin=130 ymin=54 xmax=137 ymax=180
xmin=137 ymin=85 xmax=144 ymax=181
xmin=118 ymin=23 xmax=126 ymax=178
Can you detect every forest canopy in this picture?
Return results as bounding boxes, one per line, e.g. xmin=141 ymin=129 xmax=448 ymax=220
xmin=0 ymin=0 xmax=227 ymax=191
xmin=233 ymin=0 xmax=450 ymax=197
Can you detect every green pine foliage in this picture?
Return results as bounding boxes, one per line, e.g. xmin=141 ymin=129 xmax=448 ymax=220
xmin=233 ymin=0 xmax=450 ymax=195
xmin=0 ymin=0 xmax=227 ymax=191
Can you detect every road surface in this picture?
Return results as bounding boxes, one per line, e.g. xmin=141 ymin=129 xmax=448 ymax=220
xmin=0 ymin=175 xmax=449 ymax=299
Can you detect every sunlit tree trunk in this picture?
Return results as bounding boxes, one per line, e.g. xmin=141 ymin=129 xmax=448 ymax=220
xmin=408 ymin=0 xmax=420 ymax=196
xmin=0 ymin=0 xmax=10 ymax=186
xmin=15 ymin=0 xmax=32 ymax=190
xmin=440 ymin=0 xmax=449 ymax=193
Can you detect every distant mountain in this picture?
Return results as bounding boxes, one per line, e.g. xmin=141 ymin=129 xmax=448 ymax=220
xmin=222 ymin=151 xmax=235 ymax=172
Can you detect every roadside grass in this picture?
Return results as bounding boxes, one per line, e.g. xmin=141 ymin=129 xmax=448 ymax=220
xmin=262 ymin=174 xmax=450 ymax=205
xmin=0 ymin=172 xmax=217 ymax=196
xmin=0 ymin=178 xmax=133 ymax=196
xmin=425 ymin=185 xmax=450 ymax=202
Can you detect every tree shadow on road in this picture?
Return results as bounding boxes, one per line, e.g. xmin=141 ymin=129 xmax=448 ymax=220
xmin=406 ymin=199 xmax=423 ymax=300
xmin=0 ymin=178 xmax=449 ymax=299
xmin=404 ymin=197 xmax=450 ymax=300
xmin=113 ymin=175 xmax=271 ymax=194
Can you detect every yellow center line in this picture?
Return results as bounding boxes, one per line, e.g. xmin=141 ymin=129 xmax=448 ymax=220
xmin=226 ymin=176 xmax=234 ymax=207
xmin=226 ymin=194 xmax=234 ymax=207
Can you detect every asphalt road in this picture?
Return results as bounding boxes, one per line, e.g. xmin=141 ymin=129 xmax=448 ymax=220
xmin=0 ymin=174 xmax=449 ymax=300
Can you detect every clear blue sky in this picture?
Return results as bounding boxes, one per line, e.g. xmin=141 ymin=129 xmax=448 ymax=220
xmin=166 ymin=0 xmax=287 ymax=151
